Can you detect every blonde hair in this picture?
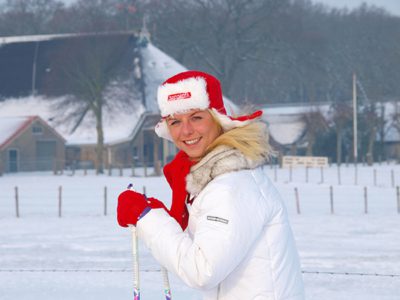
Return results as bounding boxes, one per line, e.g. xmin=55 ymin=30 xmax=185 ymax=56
xmin=206 ymin=110 xmax=273 ymax=161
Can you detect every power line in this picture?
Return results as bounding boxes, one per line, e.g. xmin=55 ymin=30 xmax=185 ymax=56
xmin=0 ymin=269 xmax=399 ymax=277
xmin=302 ymin=270 xmax=400 ymax=278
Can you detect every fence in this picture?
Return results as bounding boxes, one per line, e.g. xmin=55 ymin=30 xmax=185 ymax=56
xmin=1 ymin=164 xmax=399 ymax=299
xmin=2 ymin=184 xmax=400 ymax=218
xmin=0 ymin=159 xmax=164 ymax=176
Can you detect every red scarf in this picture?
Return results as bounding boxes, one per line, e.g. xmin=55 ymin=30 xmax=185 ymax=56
xmin=163 ymin=151 xmax=197 ymax=230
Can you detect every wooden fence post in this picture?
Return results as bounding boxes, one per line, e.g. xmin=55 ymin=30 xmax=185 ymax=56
xmin=58 ymin=186 xmax=62 ymax=218
xmin=391 ymin=170 xmax=395 ymax=188
xmin=144 ymin=161 xmax=147 ymax=177
xmin=15 ymin=186 xmax=19 ymax=218
xmin=373 ymin=169 xmax=377 ymax=186
xmin=305 ymin=167 xmax=309 ymax=183
xmin=397 ymin=186 xmax=400 ymax=214
xmin=294 ymin=187 xmax=301 ymax=214
xmin=330 ymin=186 xmax=334 ymax=214
xmin=364 ymin=186 xmax=368 ymax=214
xmin=320 ymin=167 xmax=324 ymax=184
xmin=131 ymin=161 xmax=135 ymax=177
xmin=337 ymin=165 xmax=341 ymax=185
xmin=354 ymin=164 xmax=358 ymax=185
xmin=104 ymin=186 xmax=107 ymax=216
xmin=143 ymin=185 xmax=147 ymax=196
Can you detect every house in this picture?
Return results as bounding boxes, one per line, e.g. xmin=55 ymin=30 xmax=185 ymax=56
xmin=261 ymin=102 xmax=331 ymax=155
xmin=0 ymin=31 xmax=238 ymax=172
xmin=0 ymin=116 xmax=65 ymax=173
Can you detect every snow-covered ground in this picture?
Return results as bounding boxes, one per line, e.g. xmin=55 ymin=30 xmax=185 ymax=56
xmin=0 ymin=163 xmax=399 ymax=299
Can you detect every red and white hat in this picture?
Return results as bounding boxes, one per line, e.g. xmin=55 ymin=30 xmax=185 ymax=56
xmin=155 ymin=70 xmax=263 ymax=141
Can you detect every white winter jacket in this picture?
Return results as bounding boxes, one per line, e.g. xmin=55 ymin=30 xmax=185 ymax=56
xmin=137 ymin=146 xmax=305 ymax=300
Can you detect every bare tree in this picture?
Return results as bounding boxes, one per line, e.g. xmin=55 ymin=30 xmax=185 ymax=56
xmin=45 ymin=35 xmax=139 ymax=173
xmin=147 ymin=0 xmax=288 ymax=100
xmin=301 ymin=109 xmax=329 ymax=156
xmin=0 ymin=0 xmax=65 ymax=35
xmin=330 ymin=101 xmax=352 ymax=165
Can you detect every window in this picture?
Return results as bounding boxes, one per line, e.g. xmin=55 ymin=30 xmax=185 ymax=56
xmin=32 ymin=125 xmax=43 ymax=135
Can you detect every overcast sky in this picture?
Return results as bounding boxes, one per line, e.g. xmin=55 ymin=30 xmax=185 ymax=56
xmin=311 ymin=0 xmax=400 ymax=16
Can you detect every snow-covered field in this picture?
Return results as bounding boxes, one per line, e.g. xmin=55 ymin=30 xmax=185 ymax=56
xmin=0 ymin=164 xmax=399 ymax=299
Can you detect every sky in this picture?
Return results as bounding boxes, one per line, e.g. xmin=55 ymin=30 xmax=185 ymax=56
xmin=312 ymin=0 xmax=400 ymax=16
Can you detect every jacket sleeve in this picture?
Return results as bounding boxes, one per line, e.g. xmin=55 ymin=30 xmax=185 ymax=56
xmin=136 ymin=182 xmax=267 ymax=290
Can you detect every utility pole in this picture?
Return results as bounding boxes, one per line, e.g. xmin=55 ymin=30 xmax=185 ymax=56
xmin=353 ymin=72 xmax=358 ymax=164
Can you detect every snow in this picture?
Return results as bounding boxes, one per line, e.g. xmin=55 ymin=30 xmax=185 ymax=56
xmin=141 ymin=43 xmax=188 ymax=114
xmin=261 ymin=103 xmax=332 ymax=145
xmin=0 ymin=116 xmax=31 ymax=147
xmin=265 ymin=114 xmax=306 ymax=145
xmin=0 ymin=163 xmax=399 ymax=299
xmin=0 ymin=32 xmax=81 ymax=45
xmin=263 ymin=103 xmax=331 ymax=116
xmin=0 ymin=41 xmax=239 ymax=148
xmin=0 ymin=32 xmax=138 ymax=46
xmin=0 ymin=96 xmax=144 ymax=145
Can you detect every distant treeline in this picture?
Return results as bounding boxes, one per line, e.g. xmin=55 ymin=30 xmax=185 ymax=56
xmin=0 ymin=0 xmax=399 ymax=106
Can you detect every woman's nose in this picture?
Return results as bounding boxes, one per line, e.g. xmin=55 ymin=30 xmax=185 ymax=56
xmin=181 ymin=120 xmax=194 ymax=136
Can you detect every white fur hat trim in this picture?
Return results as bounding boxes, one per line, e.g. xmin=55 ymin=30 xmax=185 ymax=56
xmin=157 ymin=76 xmax=210 ymax=117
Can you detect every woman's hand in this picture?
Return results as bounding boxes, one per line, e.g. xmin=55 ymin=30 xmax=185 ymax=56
xmin=117 ymin=190 xmax=167 ymax=227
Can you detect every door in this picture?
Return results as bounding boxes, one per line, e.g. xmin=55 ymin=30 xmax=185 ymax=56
xmin=36 ymin=140 xmax=56 ymax=171
xmin=8 ymin=149 xmax=18 ymax=172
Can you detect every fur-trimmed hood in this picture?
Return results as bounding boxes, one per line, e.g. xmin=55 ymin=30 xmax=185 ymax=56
xmin=186 ymin=145 xmax=267 ymax=196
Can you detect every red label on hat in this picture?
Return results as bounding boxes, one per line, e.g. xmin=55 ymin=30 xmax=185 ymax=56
xmin=167 ymin=92 xmax=191 ymax=101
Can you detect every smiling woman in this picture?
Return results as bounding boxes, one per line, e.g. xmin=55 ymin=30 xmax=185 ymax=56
xmin=166 ymin=110 xmax=222 ymax=161
xmin=117 ymin=70 xmax=305 ymax=300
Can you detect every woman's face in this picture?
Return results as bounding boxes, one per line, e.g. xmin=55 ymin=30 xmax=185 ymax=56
xmin=166 ymin=109 xmax=222 ymax=161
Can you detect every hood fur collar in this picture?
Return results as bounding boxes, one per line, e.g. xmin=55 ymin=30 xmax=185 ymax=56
xmin=186 ymin=145 xmax=266 ymax=196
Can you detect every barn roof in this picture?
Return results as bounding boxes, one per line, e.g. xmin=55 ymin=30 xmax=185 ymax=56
xmin=0 ymin=115 xmax=65 ymax=150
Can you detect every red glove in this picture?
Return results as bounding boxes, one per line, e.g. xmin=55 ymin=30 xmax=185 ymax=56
xmin=117 ymin=190 xmax=167 ymax=227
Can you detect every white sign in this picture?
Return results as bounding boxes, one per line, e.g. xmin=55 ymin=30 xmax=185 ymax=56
xmin=282 ymin=155 xmax=328 ymax=168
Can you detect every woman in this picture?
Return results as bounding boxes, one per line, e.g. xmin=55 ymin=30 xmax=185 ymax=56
xmin=117 ymin=70 xmax=305 ymax=300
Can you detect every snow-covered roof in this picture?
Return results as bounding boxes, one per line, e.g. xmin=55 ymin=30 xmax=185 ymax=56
xmin=377 ymin=101 xmax=400 ymax=142
xmin=141 ymin=43 xmax=187 ymax=113
xmin=0 ymin=41 xmax=240 ymax=146
xmin=0 ymin=97 xmax=144 ymax=146
xmin=0 ymin=116 xmax=34 ymax=148
xmin=263 ymin=103 xmax=331 ymax=116
xmin=265 ymin=114 xmax=306 ymax=146
xmin=0 ymin=31 xmax=137 ymax=46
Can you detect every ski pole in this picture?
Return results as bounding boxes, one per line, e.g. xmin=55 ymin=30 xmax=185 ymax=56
xmin=129 ymin=225 xmax=140 ymax=300
xmin=128 ymin=183 xmax=140 ymax=299
xmin=161 ymin=266 xmax=172 ymax=300
xmin=128 ymin=183 xmax=172 ymax=299
xmin=141 ymin=193 xmax=172 ymax=299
